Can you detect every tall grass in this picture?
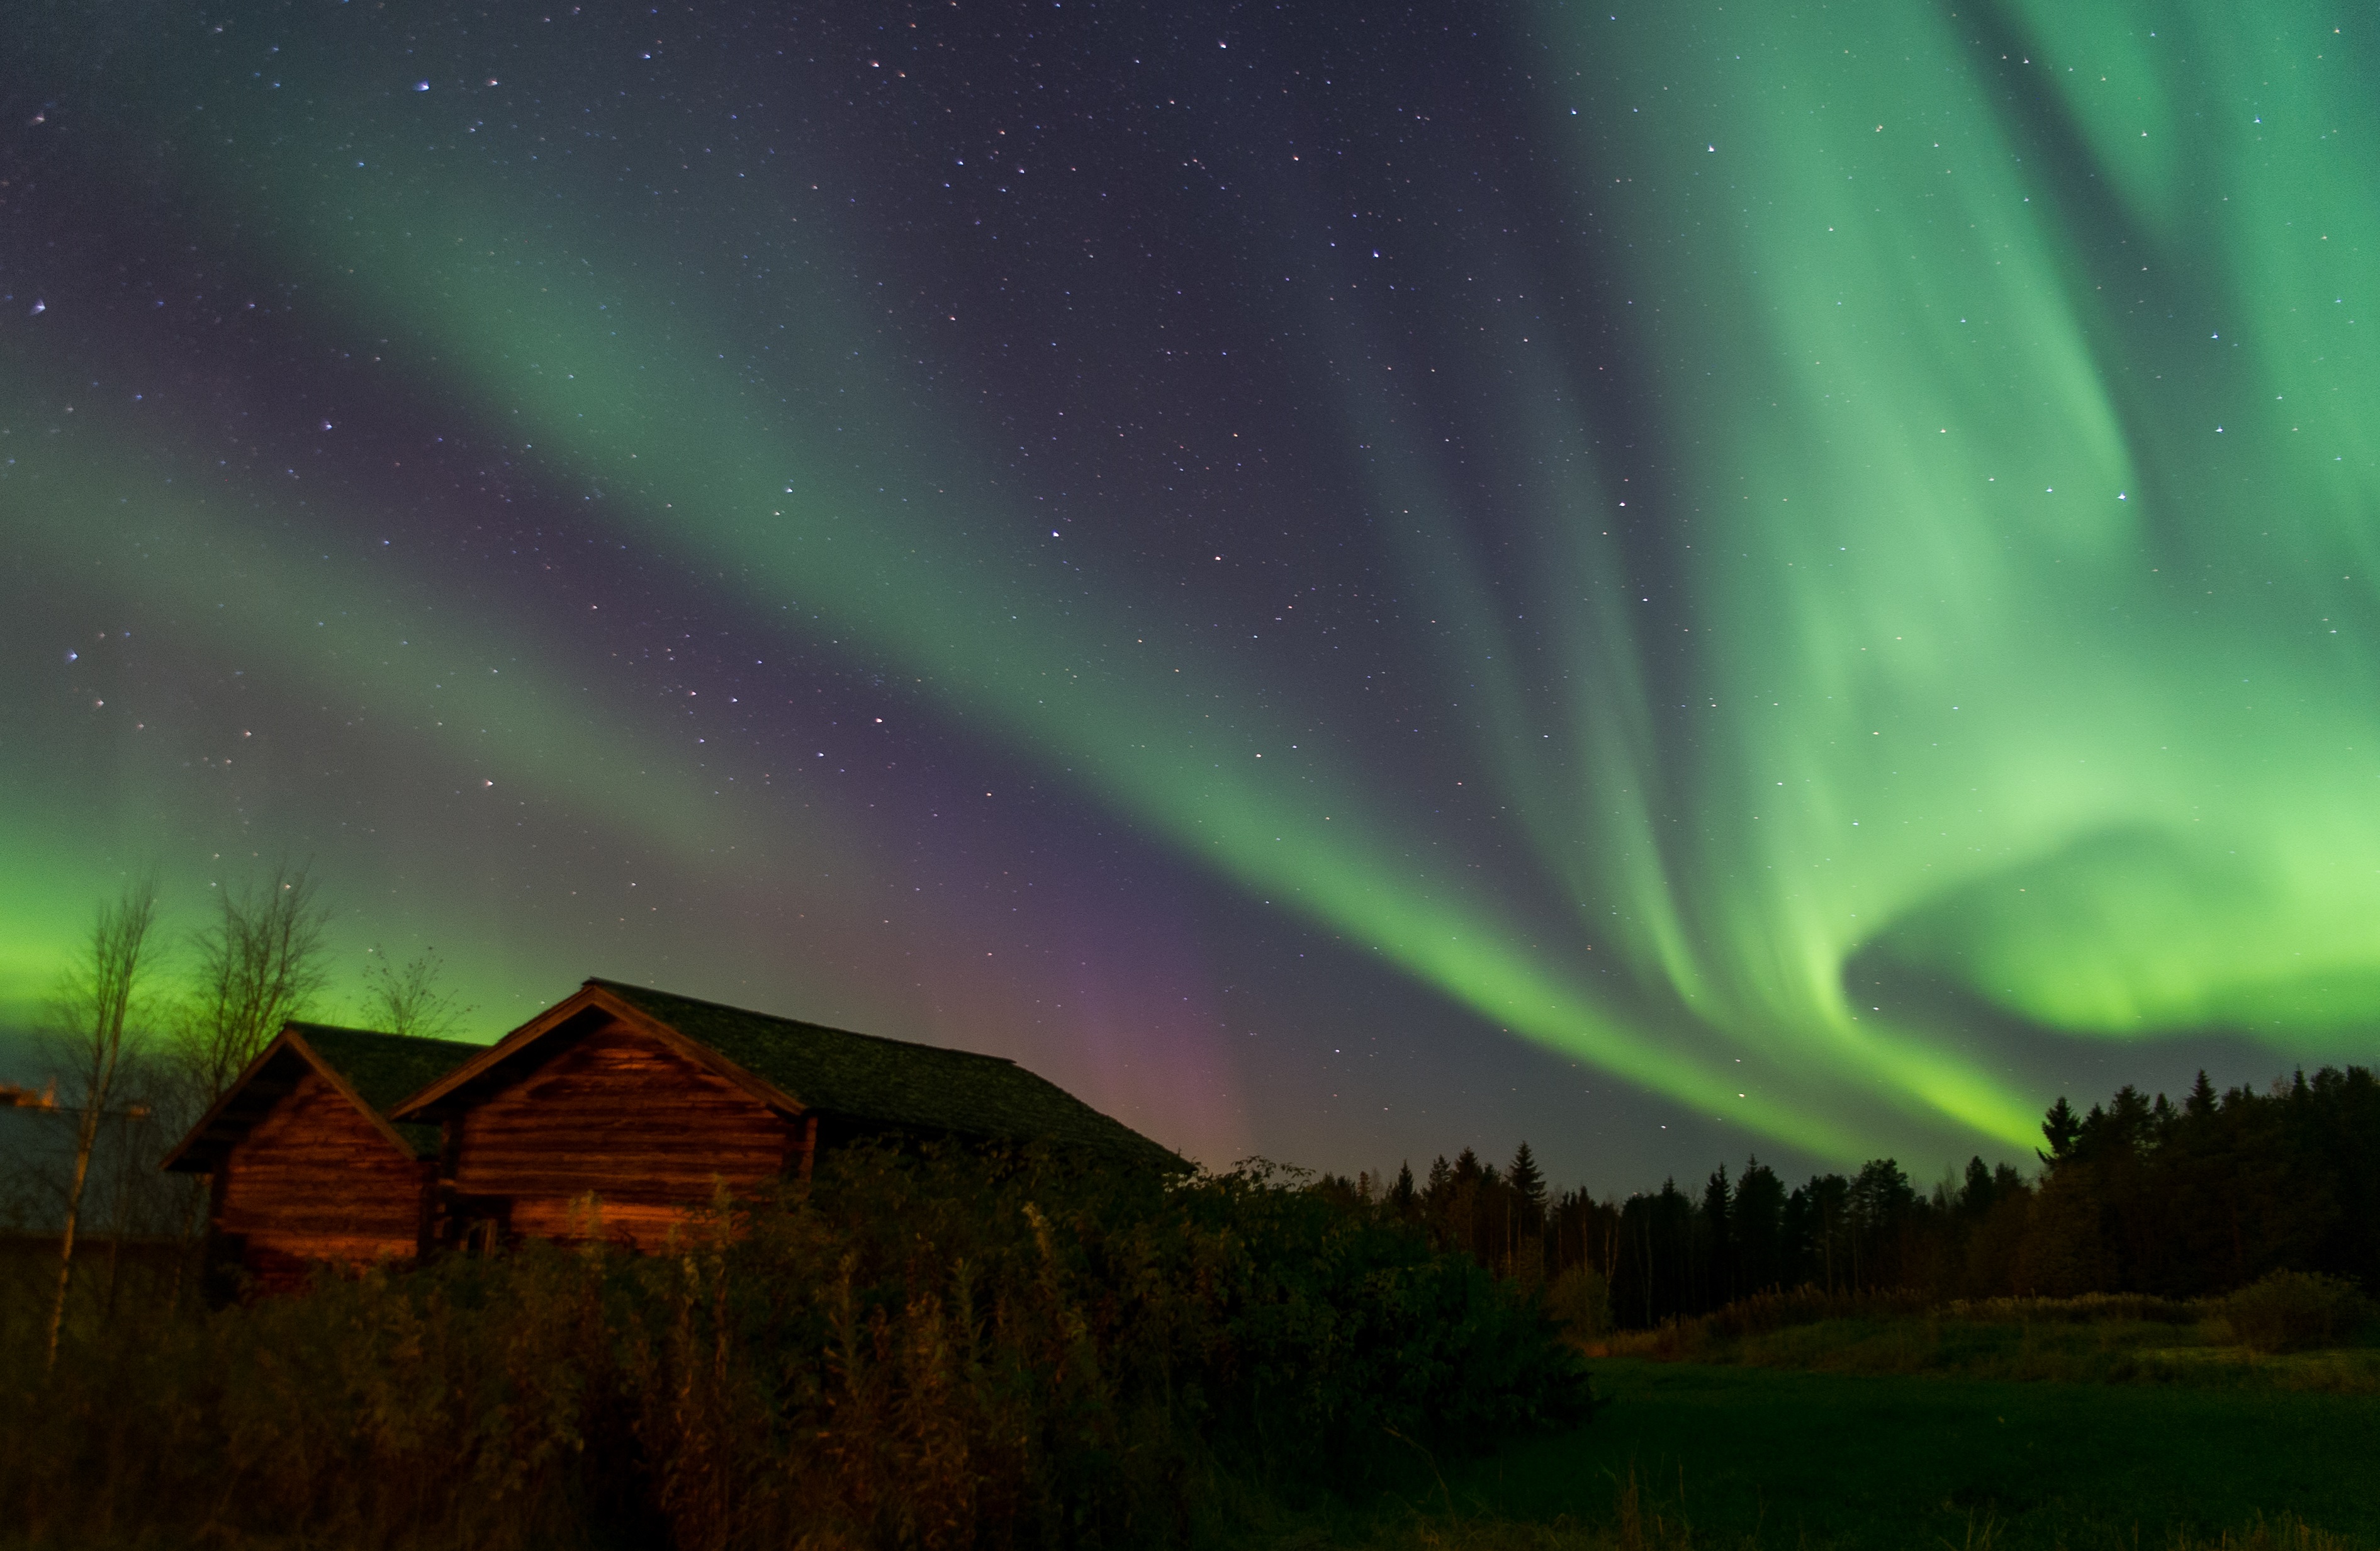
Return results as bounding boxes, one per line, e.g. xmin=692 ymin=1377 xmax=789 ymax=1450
xmin=2217 ymin=1272 xmax=2371 ymax=1354
xmin=0 ymin=1146 xmax=1590 ymax=1550
xmin=1586 ymin=1279 xmax=2380 ymax=1392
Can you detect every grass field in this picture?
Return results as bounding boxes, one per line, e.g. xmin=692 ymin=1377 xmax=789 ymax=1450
xmin=1238 ymin=1358 xmax=2380 ymax=1550
xmin=1600 ymin=1310 xmax=2380 ymax=1394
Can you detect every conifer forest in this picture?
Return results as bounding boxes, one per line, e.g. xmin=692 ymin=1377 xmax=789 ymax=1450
xmin=1381 ymin=1068 xmax=2380 ymax=1329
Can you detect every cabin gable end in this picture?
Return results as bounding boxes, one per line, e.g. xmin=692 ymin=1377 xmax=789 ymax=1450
xmin=443 ymin=1014 xmax=800 ymax=1249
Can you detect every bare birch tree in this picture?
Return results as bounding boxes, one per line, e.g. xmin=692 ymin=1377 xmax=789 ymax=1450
xmin=177 ymin=862 xmax=333 ymax=1104
xmin=149 ymin=864 xmax=333 ymax=1309
xmin=359 ymin=944 xmax=473 ymax=1039
xmin=45 ymin=876 xmax=160 ymax=1370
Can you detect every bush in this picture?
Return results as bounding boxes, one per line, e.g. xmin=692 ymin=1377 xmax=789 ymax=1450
xmin=1544 ymin=1265 xmax=1611 ymax=1341
xmin=0 ymin=1146 xmax=1591 ymax=1550
xmin=2220 ymin=1270 xmax=2371 ymax=1354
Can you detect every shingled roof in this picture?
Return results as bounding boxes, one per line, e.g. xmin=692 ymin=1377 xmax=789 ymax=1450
xmin=163 ymin=1024 xmax=483 ymax=1171
xmin=393 ymin=979 xmax=1183 ymax=1171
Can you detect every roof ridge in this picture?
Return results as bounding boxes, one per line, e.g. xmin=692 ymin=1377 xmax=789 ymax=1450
xmin=291 ymin=1023 xmax=486 ymax=1054
xmin=587 ymin=978 xmax=1019 ymax=1065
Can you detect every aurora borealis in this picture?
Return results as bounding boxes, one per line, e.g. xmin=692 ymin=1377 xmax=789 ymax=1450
xmin=4 ymin=1 xmax=2376 ymax=1185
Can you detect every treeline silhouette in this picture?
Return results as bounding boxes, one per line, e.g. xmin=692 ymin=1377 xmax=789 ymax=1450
xmin=1344 ymin=1066 xmax=2379 ymax=1329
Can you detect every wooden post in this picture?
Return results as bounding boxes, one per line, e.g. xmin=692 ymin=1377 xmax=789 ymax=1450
xmin=797 ymin=1114 xmax=819 ymax=1183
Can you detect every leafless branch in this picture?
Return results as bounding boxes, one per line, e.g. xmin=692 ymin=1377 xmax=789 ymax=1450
xmin=43 ymin=874 xmax=161 ymax=1370
xmin=174 ymin=862 xmax=333 ymax=1105
xmin=360 ymin=944 xmax=473 ymax=1040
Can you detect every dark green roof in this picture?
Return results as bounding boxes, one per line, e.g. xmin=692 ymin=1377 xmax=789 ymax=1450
xmin=590 ymin=981 xmax=1183 ymax=1171
xmin=291 ymin=1024 xmax=483 ymax=1158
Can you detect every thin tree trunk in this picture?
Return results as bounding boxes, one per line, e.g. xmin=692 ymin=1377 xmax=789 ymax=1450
xmin=104 ymin=1115 xmax=136 ymax=1319
xmin=47 ymin=1105 xmax=103 ymax=1370
xmin=1642 ymin=1212 xmax=1654 ymax=1325
xmin=45 ymin=877 xmax=159 ymax=1370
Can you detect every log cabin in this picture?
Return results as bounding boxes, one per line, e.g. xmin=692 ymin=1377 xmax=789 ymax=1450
xmin=161 ymin=1024 xmax=483 ymax=1294
xmin=388 ymin=979 xmax=1181 ymax=1252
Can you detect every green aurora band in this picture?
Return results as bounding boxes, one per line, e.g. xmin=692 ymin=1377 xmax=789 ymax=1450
xmin=8 ymin=0 xmax=2377 ymax=1163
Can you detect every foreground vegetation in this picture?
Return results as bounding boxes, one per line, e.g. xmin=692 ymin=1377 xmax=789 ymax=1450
xmin=8 ymin=874 xmax=2374 ymax=1549
xmin=12 ymin=1232 xmax=2374 ymax=1551
xmin=0 ymin=1144 xmax=1587 ymax=1550
xmin=9 ymin=1180 xmax=2376 ymax=1550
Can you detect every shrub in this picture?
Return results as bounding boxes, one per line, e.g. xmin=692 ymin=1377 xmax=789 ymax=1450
xmin=1544 ymin=1265 xmax=1611 ymax=1341
xmin=2220 ymin=1270 xmax=2371 ymax=1354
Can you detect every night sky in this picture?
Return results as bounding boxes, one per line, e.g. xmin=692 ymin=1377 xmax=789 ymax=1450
xmin=4 ymin=1 xmax=2375 ymax=1189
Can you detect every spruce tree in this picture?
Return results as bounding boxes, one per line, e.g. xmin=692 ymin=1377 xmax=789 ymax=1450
xmin=1508 ymin=1141 xmax=1546 ymax=1214
xmin=2040 ymin=1096 xmax=2080 ymax=1159
xmin=1698 ymin=1163 xmax=1731 ymax=1308
xmin=1958 ymin=1156 xmax=1995 ymax=1218
xmin=1731 ymin=1158 xmax=1787 ymax=1294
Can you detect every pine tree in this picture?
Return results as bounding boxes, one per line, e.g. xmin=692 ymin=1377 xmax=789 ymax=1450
xmin=2186 ymin=1069 xmax=2218 ymax=1120
xmin=1958 ymin=1155 xmax=1995 ymax=1217
xmin=1389 ymin=1161 xmax=1418 ymax=1219
xmin=1697 ymin=1163 xmax=1731 ymax=1309
xmin=1731 ymin=1158 xmax=1787 ymax=1294
xmin=2040 ymin=1095 xmax=2080 ymax=1159
xmin=1508 ymin=1141 xmax=1546 ymax=1214
xmin=1799 ymin=1172 xmax=1851 ymax=1293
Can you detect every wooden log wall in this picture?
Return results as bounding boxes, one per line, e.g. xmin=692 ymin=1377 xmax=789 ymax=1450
xmin=449 ymin=1018 xmax=796 ymax=1250
xmin=216 ymin=1066 xmax=427 ymax=1289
